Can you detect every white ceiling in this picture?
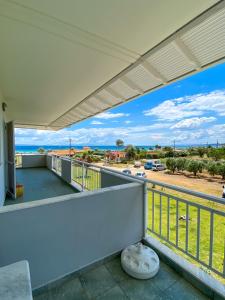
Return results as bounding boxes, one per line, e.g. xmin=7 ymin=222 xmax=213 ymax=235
xmin=0 ymin=0 xmax=223 ymax=130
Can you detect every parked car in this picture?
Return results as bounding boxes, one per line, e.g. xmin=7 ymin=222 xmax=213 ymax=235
xmin=152 ymin=164 xmax=165 ymax=171
xmin=144 ymin=161 xmax=153 ymax=170
xmin=134 ymin=161 xmax=142 ymax=168
xmin=122 ymin=169 xmax=132 ymax=175
xmin=135 ymin=172 xmax=147 ymax=178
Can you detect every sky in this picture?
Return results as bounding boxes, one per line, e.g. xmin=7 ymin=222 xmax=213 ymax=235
xmin=15 ymin=62 xmax=225 ymax=146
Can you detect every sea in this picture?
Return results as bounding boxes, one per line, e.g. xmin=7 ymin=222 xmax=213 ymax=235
xmin=15 ymin=144 xmax=216 ymax=153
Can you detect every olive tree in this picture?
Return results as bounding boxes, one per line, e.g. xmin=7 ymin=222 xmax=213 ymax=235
xmin=207 ymin=162 xmax=218 ymax=176
xmin=186 ymin=160 xmax=200 ymax=176
xmin=166 ymin=158 xmax=176 ymax=173
xmin=176 ymin=158 xmax=187 ymax=172
xmin=218 ymin=163 xmax=225 ymax=180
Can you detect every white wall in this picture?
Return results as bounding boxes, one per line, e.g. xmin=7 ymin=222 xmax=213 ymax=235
xmin=0 ymin=182 xmax=144 ymax=289
xmin=22 ymin=154 xmax=46 ymax=168
xmin=0 ymin=98 xmax=6 ymax=206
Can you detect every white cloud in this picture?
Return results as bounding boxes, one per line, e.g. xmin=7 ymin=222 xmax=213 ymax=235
xmin=124 ymin=120 xmax=131 ymax=124
xmin=15 ymin=121 xmax=225 ymax=146
xmin=171 ymin=117 xmax=216 ymax=130
xmin=207 ymin=124 xmax=225 ymax=141
xmin=171 ymin=130 xmax=207 ymax=142
xmin=95 ymin=112 xmax=129 ymax=119
xmin=143 ymin=90 xmax=225 ymax=120
xmin=148 ymin=123 xmax=172 ymax=129
xmin=15 ymin=124 xmax=169 ymax=146
xmin=150 ymin=133 xmax=165 ymax=140
xmin=91 ymin=121 xmax=103 ymax=125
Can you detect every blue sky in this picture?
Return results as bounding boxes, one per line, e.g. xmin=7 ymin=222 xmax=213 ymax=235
xmin=16 ymin=62 xmax=225 ymax=146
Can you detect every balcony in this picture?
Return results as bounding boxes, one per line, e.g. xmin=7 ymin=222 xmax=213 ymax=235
xmin=1 ymin=154 xmax=225 ymax=299
xmin=5 ymin=166 xmax=77 ymax=206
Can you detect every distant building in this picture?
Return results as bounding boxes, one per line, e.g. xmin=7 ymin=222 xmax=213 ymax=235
xmin=105 ymin=151 xmax=126 ymax=162
xmin=48 ymin=149 xmax=82 ymax=157
xmin=83 ymin=146 xmax=91 ymax=151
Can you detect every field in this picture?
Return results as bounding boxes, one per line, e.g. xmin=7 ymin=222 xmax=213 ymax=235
xmin=71 ymin=163 xmax=101 ymax=190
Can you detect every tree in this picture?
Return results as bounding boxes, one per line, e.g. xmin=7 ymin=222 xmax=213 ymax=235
xmin=164 ymin=148 xmax=174 ymax=158
xmin=176 ymin=158 xmax=186 ymax=172
xmin=197 ymin=161 xmax=204 ymax=173
xmin=197 ymin=147 xmax=206 ymax=158
xmin=208 ymin=148 xmax=224 ymax=161
xmin=218 ymin=163 xmax=225 ymax=180
xmin=186 ymin=160 xmax=200 ymax=176
xmin=37 ymin=147 xmax=45 ymax=154
xmin=125 ymin=144 xmax=136 ymax=160
xmin=166 ymin=158 xmax=176 ymax=173
xmin=140 ymin=149 xmax=147 ymax=159
xmin=207 ymin=162 xmax=218 ymax=176
xmin=116 ymin=139 xmax=124 ymax=148
xmin=188 ymin=147 xmax=198 ymax=156
xmin=163 ymin=146 xmax=173 ymax=152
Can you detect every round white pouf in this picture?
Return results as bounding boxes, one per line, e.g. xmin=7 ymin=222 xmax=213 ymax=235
xmin=121 ymin=243 xmax=159 ymax=279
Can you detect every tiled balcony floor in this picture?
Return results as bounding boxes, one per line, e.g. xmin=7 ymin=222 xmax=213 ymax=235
xmin=33 ymin=256 xmax=209 ymax=300
xmin=5 ymin=167 xmax=78 ymax=206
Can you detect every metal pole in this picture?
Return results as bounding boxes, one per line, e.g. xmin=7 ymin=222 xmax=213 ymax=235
xmin=143 ymin=182 xmax=148 ymax=238
xmin=82 ymin=162 xmax=84 ymax=191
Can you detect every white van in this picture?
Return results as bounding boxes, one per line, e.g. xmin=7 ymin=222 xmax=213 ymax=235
xmin=152 ymin=164 xmax=165 ymax=171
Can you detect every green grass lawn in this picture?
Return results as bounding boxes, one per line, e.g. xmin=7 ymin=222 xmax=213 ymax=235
xmin=147 ymin=188 xmax=225 ymax=282
xmin=72 ymin=165 xmax=101 ymax=191
xmin=15 ymin=155 xmax=22 ymax=167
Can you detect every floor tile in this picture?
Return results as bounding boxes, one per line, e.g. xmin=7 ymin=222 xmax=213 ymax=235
xmin=105 ymin=257 xmax=130 ymax=283
xmin=34 ymin=277 xmax=89 ymax=300
xmin=166 ymin=279 xmax=209 ymax=300
xmin=96 ymin=285 xmax=128 ymax=300
xmin=33 ymin=292 xmax=50 ymax=300
xmin=119 ymin=277 xmax=163 ymax=300
xmin=150 ymin=261 xmax=180 ymax=291
xmin=80 ymin=265 xmax=116 ymax=298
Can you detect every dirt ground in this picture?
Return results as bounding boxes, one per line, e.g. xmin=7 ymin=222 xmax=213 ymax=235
xmin=96 ymin=162 xmax=225 ymax=198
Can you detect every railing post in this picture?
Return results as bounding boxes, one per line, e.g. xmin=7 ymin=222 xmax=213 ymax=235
xmin=143 ymin=182 xmax=148 ymax=238
xmin=82 ymin=162 xmax=84 ymax=192
xmin=70 ymin=159 xmax=72 ymax=184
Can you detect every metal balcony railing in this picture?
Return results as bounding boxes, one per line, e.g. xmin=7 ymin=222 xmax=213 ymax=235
xmin=71 ymin=160 xmax=101 ymax=191
xmin=146 ymin=180 xmax=225 ymax=279
xmin=15 ymin=154 xmax=22 ymax=168
xmin=52 ymin=155 xmax=62 ymax=175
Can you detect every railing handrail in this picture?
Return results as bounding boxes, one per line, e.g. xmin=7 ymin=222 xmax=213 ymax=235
xmin=47 ymin=154 xmax=225 ymax=205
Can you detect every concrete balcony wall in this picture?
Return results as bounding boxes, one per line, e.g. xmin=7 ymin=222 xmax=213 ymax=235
xmin=0 ymin=101 xmax=6 ymax=207
xmin=61 ymin=158 xmax=72 ymax=184
xmin=22 ymin=155 xmax=47 ymax=168
xmin=101 ymin=169 xmax=134 ymax=188
xmin=0 ymin=182 xmax=144 ymax=289
xmin=46 ymin=155 xmax=52 ymax=170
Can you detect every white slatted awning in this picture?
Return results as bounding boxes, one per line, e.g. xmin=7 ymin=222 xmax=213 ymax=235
xmin=0 ymin=0 xmax=224 ymax=130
